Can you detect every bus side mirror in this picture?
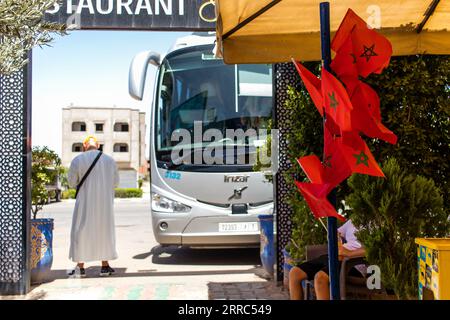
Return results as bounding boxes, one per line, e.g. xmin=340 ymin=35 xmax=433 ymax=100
xmin=129 ymin=51 xmax=161 ymax=101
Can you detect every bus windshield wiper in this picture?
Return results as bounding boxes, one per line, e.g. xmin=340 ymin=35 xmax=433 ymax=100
xmin=166 ymin=162 xmax=185 ymax=170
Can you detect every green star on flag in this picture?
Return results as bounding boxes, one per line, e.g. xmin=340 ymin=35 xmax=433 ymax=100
xmin=328 ymin=92 xmax=339 ymax=109
xmin=353 ymin=151 xmax=369 ymax=167
xmin=360 ymin=44 xmax=378 ymax=62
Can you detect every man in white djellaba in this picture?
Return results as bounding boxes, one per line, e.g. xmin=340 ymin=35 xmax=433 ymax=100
xmin=67 ymin=135 xmax=119 ymax=277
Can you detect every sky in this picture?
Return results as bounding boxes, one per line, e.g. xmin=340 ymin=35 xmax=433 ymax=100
xmin=32 ymin=30 xmax=191 ymax=156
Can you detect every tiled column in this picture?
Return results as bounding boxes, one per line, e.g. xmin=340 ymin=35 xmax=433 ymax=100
xmin=273 ymin=62 xmax=301 ymax=281
xmin=0 ymin=54 xmax=32 ymax=295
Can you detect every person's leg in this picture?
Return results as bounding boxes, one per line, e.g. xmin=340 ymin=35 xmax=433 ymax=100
xmin=68 ymin=262 xmax=85 ymax=277
xmin=100 ymin=261 xmax=115 ymax=276
xmin=289 ymin=255 xmax=327 ymax=300
xmin=314 ymin=271 xmax=330 ymax=300
xmin=289 ymin=267 xmax=308 ymax=300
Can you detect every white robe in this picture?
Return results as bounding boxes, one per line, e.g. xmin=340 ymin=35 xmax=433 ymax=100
xmin=68 ymin=150 xmax=119 ymax=262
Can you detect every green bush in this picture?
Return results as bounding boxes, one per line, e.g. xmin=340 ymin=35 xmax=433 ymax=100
xmin=62 ymin=188 xmax=143 ymax=199
xmin=114 ymin=188 xmax=143 ymax=198
xmin=366 ymin=55 xmax=449 ymax=208
xmin=138 ymin=179 xmax=143 ymax=189
xmin=62 ymin=189 xmax=76 ymax=199
xmin=32 ymin=146 xmax=62 ymax=218
xmin=346 ymin=158 xmax=449 ymax=299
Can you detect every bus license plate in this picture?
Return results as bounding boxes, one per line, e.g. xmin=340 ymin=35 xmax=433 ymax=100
xmin=219 ymin=222 xmax=259 ymax=232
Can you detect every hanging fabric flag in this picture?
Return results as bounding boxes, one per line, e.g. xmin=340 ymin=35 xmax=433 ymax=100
xmin=331 ymin=9 xmax=392 ymax=78
xmin=342 ymin=77 xmax=381 ymax=121
xmin=331 ymin=8 xmax=367 ymax=52
xmin=324 ymin=126 xmax=385 ymax=178
xmin=330 ymin=37 xmax=359 ymax=79
xmin=322 ymin=68 xmax=353 ymax=133
xmin=339 ymin=131 xmax=385 ymax=177
xmin=292 ymin=59 xmax=323 ymax=116
xmin=298 ymin=152 xmax=351 ymax=195
xmin=351 ymin=26 xmax=392 ymax=77
xmin=323 ymin=126 xmax=354 ymax=187
xmin=341 ymin=78 xmax=397 ymax=144
xmin=297 ymin=155 xmax=324 ymax=184
xmin=295 ymin=181 xmax=346 ymax=221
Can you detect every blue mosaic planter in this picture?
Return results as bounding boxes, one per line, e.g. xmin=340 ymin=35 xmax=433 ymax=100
xmin=30 ymin=218 xmax=54 ymax=284
xmin=258 ymin=214 xmax=275 ymax=277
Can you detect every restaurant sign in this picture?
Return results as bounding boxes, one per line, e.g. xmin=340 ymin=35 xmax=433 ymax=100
xmin=44 ymin=0 xmax=216 ymax=30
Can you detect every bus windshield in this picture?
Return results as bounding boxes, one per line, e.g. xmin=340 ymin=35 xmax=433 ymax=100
xmin=155 ymin=46 xmax=272 ymax=169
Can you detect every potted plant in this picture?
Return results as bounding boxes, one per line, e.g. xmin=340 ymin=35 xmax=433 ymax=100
xmin=257 ymin=213 xmax=275 ymax=278
xmin=346 ymin=158 xmax=450 ymax=299
xmin=30 ymin=146 xmax=62 ymax=284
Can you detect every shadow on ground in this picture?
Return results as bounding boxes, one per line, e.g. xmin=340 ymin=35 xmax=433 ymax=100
xmin=27 ymin=246 xmax=263 ymax=290
xmin=134 ymin=245 xmax=261 ymax=266
xmin=45 ymin=267 xmax=260 ymax=281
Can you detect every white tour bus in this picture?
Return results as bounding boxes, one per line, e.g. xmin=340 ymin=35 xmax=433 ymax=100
xmin=128 ymin=32 xmax=274 ymax=248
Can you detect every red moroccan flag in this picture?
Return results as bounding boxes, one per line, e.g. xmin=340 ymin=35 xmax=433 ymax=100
xmin=331 ymin=9 xmax=367 ymax=52
xmin=298 ymin=151 xmax=351 ymax=194
xmin=330 ymin=36 xmax=359 ymax=79
xmin=339 ymin=131 xmax=385 ymax=177
xmin=322 ymin=68 xmax=353 ymax=133
xmin=331 ymin=9 xmax=392 ymax=78
xmin=351 ymin=27 xmax=392 ymax=78
xmin=344 ymin=79 xmax=397 ymax=144
xmin=297 ymin=155 xmax=324 ymax=184
xmin=295 ymin=181 xmax=346 ymax=221
xmin=343 ymin=78 xmax=381 ymax=121
xmin=353 ymin=109 xmax=397 ymax=144
xmin=324 ymin=126 xmax=385 ymax=178
xmin=323 ymin=126 xmax=353 ymax=186
xmin=292 ymin=59 xmax=323 ymax=116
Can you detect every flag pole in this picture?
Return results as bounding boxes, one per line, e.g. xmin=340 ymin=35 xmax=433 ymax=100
xmin=318 ymin=217 xmax=328 ymax=233
xmin=320 ymin=1 xmax=341 ymax=300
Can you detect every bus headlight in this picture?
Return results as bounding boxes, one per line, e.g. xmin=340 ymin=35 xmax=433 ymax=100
xmin=151 ymin=193 xmax=191 ymax=213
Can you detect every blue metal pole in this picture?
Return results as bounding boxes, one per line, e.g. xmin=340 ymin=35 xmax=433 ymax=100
xmin=320 ymin=1 xmax=340 ymax=300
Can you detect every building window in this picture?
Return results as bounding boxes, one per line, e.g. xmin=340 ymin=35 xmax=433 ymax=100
xmin=72 ymin=122 xmax=86 ymax=132
xmin=114 ymin=143 xmax=128 ymax=153
xmin=99 ymin=144 xmax=104 ymax=152
xmin=95 ymin=123 xmax=104 ymax=132
xmin=72 ymin=143 xmax=83 ymax=152
xmin=114 ymin=122 xmax=129 ymax=132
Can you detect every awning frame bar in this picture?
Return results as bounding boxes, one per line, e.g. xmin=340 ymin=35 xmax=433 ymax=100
xmin=416 ymin=0 xmax=440 ymax=33
xmin=222 ymin=0 xmax=283 ymax=40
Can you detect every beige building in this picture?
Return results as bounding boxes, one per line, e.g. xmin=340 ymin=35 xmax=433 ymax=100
xmin=62 ymin=106 xmax=147 ymax=188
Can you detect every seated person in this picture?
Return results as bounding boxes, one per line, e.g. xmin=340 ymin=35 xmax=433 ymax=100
xmin=289 ymin=219 xmax=366 ymax=300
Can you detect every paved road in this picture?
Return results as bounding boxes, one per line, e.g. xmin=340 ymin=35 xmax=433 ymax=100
xmin=20 ymin=198 xmax=283 ymax=300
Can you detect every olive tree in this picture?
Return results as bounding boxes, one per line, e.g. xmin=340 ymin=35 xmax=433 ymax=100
xmin=0 ymin=0 xmax=65 ymax=75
